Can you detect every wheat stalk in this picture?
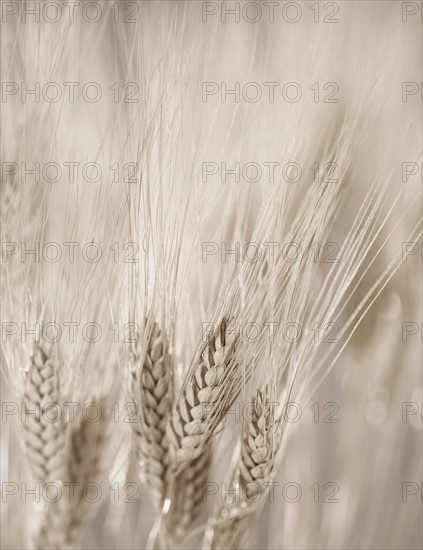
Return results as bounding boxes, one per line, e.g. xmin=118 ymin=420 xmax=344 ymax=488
xmin=210 ymin=386 xmax=281 ymax=550
xmin=21 ymin=343 xmax=65 ymax=485
xmin=131 ymin=322 xmax=174 ymax=508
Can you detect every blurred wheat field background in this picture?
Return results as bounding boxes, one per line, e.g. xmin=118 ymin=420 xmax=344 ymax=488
xmin=0 ymin=1 xmax=422 ymax=549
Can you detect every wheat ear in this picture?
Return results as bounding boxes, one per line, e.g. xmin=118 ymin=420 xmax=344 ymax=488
xmin=37 ymin=397 xmax=110 ymax=550
xmin=163 ymin=446 xmax=212 ymax=544
xmin=21 ymin=343 xmax=65 ymax=485
xmin=131 ymin=322 xmax=174 ymax=508
xmin=168 ymin=318 xmax=237 ymax=465
xmin=210 ymin=386 xmax=280 ymax=550
xmin=161 ymin=319 xmax=237 ymax=544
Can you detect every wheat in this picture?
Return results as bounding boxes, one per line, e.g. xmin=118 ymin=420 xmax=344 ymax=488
xmin=210 ymin=386 xmax=281 ymax=550
xmin=131 ymin=322 xmax=174 ymax=508
xmin=65 ymin=404 xmax=109 ymax=546
xmin=164 ymin=446 xmax=213 ymax=544
xmin=2 ymin=3 xmax=422 ymax=549
xmin=168 ymin=318 xmax=237 ymax=465
xmin=151 ymin=318 xmax=235 ymax=544
xmin=21 ymin=343 xmax=65 ymax=485
xmin=157 ymin=318 xmax=237 ymax=545
xmin=36 ymin=396 xmax=110 ymax=550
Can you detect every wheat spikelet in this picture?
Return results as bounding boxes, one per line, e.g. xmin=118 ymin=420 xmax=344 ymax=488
xmin=131 ymin=322 xmax=174 ymax=508
xmin=21 ymin=343 xmax=65 ymax=485
xmin=169 ymin=318 xmax=237 ymax=465
xmin=37 ymin=397 xmax=110 ymax=550
xmin=210 ymin=386 xmax=281 ymax=550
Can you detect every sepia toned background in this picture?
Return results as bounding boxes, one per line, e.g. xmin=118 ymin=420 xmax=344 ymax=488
xmin=1 ymin=1 xmax=422 ymax=549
